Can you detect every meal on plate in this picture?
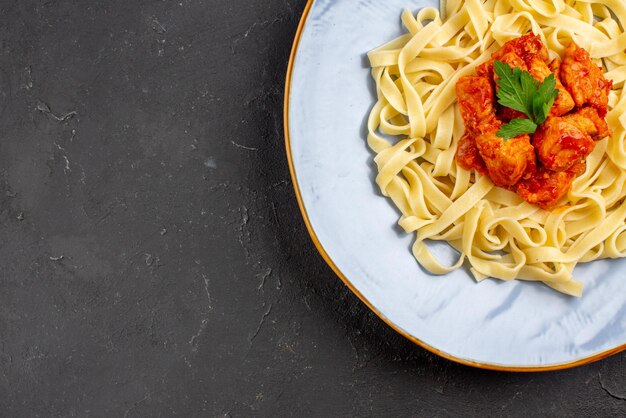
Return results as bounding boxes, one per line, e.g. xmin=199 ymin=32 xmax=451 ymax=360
xmin=366 ymin=0 xmax=626 ymax=296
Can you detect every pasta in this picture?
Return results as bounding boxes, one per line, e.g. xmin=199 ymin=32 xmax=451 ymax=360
xmin=366 ymin=0 xmax=626 ymax=296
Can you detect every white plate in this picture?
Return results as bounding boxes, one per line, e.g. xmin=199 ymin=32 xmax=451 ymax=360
xmin=285 ymin=0 xmax=626 ymax=370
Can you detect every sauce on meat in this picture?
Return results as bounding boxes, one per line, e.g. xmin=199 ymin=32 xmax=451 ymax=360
xmin=455 ymin=34 xmax=612 ymax=210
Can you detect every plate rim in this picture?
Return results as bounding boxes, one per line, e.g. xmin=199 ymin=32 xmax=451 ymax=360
xmin=283 ymin=0 xmax=626 ymax=372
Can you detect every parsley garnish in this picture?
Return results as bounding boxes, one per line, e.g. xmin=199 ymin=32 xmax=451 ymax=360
xmin=493 ymin=60 xmax=559 ymax=139
xmin=497 ymin=118 xmax=538 ymax=139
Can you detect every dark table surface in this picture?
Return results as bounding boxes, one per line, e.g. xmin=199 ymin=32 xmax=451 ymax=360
xmin=0 ymin=0 xmax=625 ymax=416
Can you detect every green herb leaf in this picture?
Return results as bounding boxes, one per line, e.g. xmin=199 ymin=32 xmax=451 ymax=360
xmin=520 ymin=71 xmax=540 ymax=115
xmin=496 ymin=118 xmax=538 ymax=139
xmin=533 ymin=73 xmax=559 ymax=124
xmin=494 ymin=61 xmax=536 ymax=119
xmin=493 ymin=60 xmax=559 ymax=140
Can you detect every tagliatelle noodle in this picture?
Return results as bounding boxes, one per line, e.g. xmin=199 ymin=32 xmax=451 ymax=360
xmin=367 ymin=0 xmax=626 ymax=296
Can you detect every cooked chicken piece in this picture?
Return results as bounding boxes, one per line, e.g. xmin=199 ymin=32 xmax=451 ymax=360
xmin=533 ymin=107 xmax=610 ymax=172
xmin=517 ymin=162 xmax=585 ymax=210
xmin=456 ymin=76 xmax=497 ymax=134
xmin=528 ymin=57 xmax=575 ymax=117
xmin=563 ymin=107 xmax=611 ymax=140
xmin=550 ymin=93 xmax=576 ymax=118
xmin=477 ymin=51 xmax=528 ymax=80
xmin=475 ymin=130 xmax=535 ymax=187
xmin=560 ymin=42 xmax=612 ymax=116
xmin=492 ymin=33 xmax=549 ymax=65
xmin=456 ymin=132 xmax=489 ymax=175
xmin=476 ymin=33 xmax=548 ymax=80
xmin=532 ymin=116 xmax=595 ymax=172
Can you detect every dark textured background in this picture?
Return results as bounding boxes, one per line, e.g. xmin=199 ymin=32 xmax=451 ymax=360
xmin=0 ymin=0 xmax=624 ymax=416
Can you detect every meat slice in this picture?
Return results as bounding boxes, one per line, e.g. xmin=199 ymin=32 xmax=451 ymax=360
xmin=478 ymin=33 xmax=548 ymax=81
xmin=475 ymin=130 xmax=535 ymax=187
xmin=456 ymin=76 xmax=498 ymax=134
xmin=517 ymin=162 xmax=585 ymax=210
xmin=560 ymin=42 xmax=612 ymax=116
xmin=492 ymin=33 xmax=549 ymax=65
xmin=562 ymin=107 xmax=611 ymax=140
xmin=532 ymin=116 xmax=595 ymax=172
xmin=477 ymin=50 xmax=527 ymax=81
